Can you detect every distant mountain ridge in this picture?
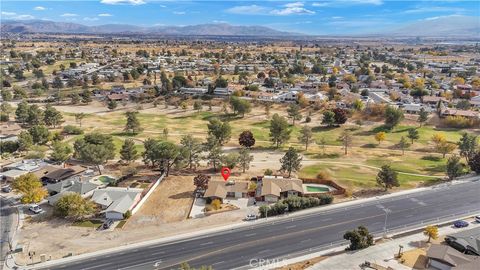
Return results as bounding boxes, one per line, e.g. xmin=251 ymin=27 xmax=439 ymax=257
xmin=0 ymin=20 xmax=303 ymax=36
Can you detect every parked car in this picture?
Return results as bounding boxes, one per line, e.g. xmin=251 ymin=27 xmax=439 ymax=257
xmin=453 ymin=220 xmax=469 ymax=228
xmin=1 ymin=186 xmax=12 ymax=193
xmin=245 ymin=214 xmax=257 ymax=221
xmin=475 ymin=215 xmax=480 ymax=223
xmin=102 ymin=219 xmax=114 ymax=229
xmin=28 ymin=204 xmax=43 ymax=214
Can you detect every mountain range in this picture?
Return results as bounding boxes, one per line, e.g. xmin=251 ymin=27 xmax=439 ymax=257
xmin=1 ymin=15 xmax=479 ymax=37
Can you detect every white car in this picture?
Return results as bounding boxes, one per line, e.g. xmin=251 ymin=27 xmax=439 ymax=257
xmin=28 ymin=204 xmax=43 ymax=214
xmin=475 ymin=215 xmax=480 ymax=223
xmin=245 ymin=214 xmax=257 ymax=221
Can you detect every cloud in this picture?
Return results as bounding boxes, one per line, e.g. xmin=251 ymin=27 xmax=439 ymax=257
xmin=2 ymin=11 xmax=35 ymax=20
xmin=84 ymin=17 xmax=99 ymax=21
xmin=226 ymin=3 xmax=314 ymax=16
xmin=34 ymin=6 xmax=46 ymax=11
xmin=98 ymin=13 xmax=113 ymax=17
xmin=213 ymin=20 xmax=228 ymax=24
xmin=313 ymin=0 xmax=383 ymax=7
xmin=403 ymin=6 xmax=465 ymax=14
xmin=271 ymin=2 xmax=315 ymax=15
xmin=61 ymin=13 xmax=78 ymax=17
xmin=225 ymin=5 xmax=269 ymax=15
xmin=100 ymin=0 xmax=146 ymax=5
xmin=332 ymin=16 xmax=343 ymax=19
xmin=173 ymin=11 xmax=186 ymax=15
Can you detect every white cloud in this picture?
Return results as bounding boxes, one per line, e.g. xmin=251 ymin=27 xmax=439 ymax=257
xmin=100 ymin=0 xmax=146 ymax=5
xmin=213 ymin=20 xmax=228 ymax=24
xmin=2 ymin=11 xmax=34 ymax=20
xmin=332 ymin=16 xmax=343 ymax=19
xmin=271 ymin=2 xmax=315 ymax=16
xmin=225 ymin=5 xmax=269 ymax=15
xmin=173 ymin=11 xmax=186 ymax=15
xmin=313 ymin=0 xmax=383 ymax=7
xmin=404 ymin=6 xmax=465 ymax=14
xmin=34 ymin=6 xmax=46 ymax=11
xmin=61 ymin=13 xmax=78 ymax=17
xmin=84 ymin=17 xmax=99 ymax=21
xmin=98 ymin=13 xmax=113 ymax=17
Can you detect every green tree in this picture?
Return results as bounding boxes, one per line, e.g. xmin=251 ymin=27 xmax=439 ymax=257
xmin=81 ymin=89 xmax=92 ymax=104
xmin=1 ymin=89 xmax=13 ymax=101
xmin=180 ymin=135 xmax=203 ymax=170
xmin=322 ymin=110 xmax=336 ymax=127
xmin=269 ymin=113 xmax=291 ymax=148
xmin=280 ymin=147 xmax=302 ymax=177
xmin=407 ymin=128 xmax=419 ymax=144
xmin=215 ymin=76 xmax=228 ymax=88
xmin=120 ymin=139 xmax=139 ymax=164
xmin=54 ymin=193 xmax=96 ymax=221
xmin=229 ymin=96 xmax=251 ymax=117
xmin=26 ymin=104 xmax=44 ymax=126
xmin=204 ymin=137 xmax=222 ymax=172
xmin=298 ymin=125 xmax=313 ymax=150
xmin=418 ymin=108 xmax=429 ymax=126
xmin=12 ymin=173 xmax=47 ymax=204
xmin=238 ymin=147 xmax=254 ymax=173
xmin=458 ymin=133 xmax=477 ymax=162
xmin=376 ymin=165 xmax=399 ymax=191
xmin=142 ymin=140 xmax=179 ymax=175
xmin=207 ymin=118 xmax=231 ymax=145
xmin=287 ymin=104 xmax=302 ymax=125
xmin=384 ymin=106 xmax=404 ymax=129
xmin=17 ymin=131 xmax=33 ymax=151
xmin=397 ymin=136 xmax=410 ymax=155
xmin=74 ymin=133 xmax=116 ymax=168
xmin=222 ymin=152 xmax=239 ymax=169
xmin=74 ymin=113 xmax=86 ymax=127
xmin=50 ymin=141 xmax=73 ymax=163
xmin=343 ymin=226 xmax=374 ymax=251
xmin=438 ymin=140 xmax=456 ymax=158
xmin=107 ymin=100 xmax=118 ymax=111
xmin=28 ymin=125 xmax=50 ymax=145
xmin=446 ymin=155 xmax=463 ymax=180
xmin=15 ymin=101 xmax=29 ymax=124
xmin=193 ymin=101 xmax=203 ymax=112
xmin=44 ymin=104 xmax=63 ymax=128
xmin=124 ymin=111 xmax=142 ymax=134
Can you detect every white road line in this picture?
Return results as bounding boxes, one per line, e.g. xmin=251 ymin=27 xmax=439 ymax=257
xmin=212 ymin=261 xmax=225 ymax=266
xmin=83 ymin=262 xmax=113 ymax=270
xmin=245 ymin=233 xmax=256 ymax=237
xmin=322 ymin=218 xmax=332 ymax=221
xmin=258 ymin=249 xmax=270 ymax=254
xmin=200 ymin=241 xmax=213 ymax=246
xmin=151 ymin=251 xmax=165 ymax=255
xmin=301 ymin=239 xmax=312 ymax=243
xmin=286 ymin=225 xmax=296 ymax=229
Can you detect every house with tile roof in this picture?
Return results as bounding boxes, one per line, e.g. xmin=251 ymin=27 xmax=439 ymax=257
xmin=91 ymin=187 xmax=143 ymax=220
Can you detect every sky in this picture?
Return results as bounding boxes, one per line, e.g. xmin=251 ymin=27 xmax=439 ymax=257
xmin=1 ymin=0 xmax=479 ymax=35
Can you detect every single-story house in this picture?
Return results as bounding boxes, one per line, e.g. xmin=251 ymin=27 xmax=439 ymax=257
xmin=91 ymin=187 xmax=143 ymax=220
xmin=260 ymin=176 xmax=303 ymax=203
xmin=1 ymin=169 xmax=28 ymax=182
xmin=106 ymin=93 xmax=129 ymax=102
xmin=440 ymin=109 xmax=479 ymax=119
xmin=40 ymin=166 xmax=86 ymax=184
xmin=203 ymin=180 xmax=249 ymax=202
xmin=426 ymin=244 xmax=479 ymax=270
xmin=179 ymin=87 xmax=208 ymax=95
xmin=402 ymin=104 xmax=433 ymax=114
xmin=46 ymin=178 xmax=99 ymax=205
xmin=445 ymin=227 xmax=480 ymax=256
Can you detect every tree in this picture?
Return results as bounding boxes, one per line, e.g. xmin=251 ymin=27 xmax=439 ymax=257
xmin=458 ymin=133 xmax=477 ymax=162
xmin=468 ymin=151 xmax=480 ymax=174
xmin=446 ymin=155 xmax=463 ymax=180
xmin=374 ymin=132 xmax=386 ymax=145
xmin=193 ymin=101 xmax=203 ymax=112
xmin=142 ymin=140 xmax=179 ymax=175
xmin=229 ymin=96 xmax=251 ymax=117
xmin=397 ymin=136 xmax=410 ymax=155
xmin=287 ymin=104 xmax=302 ymax=125
xmin=343 ymin=226 xmax=374 ymax=251
xmin=193 ymin=174 xmax=209 ymax=191
xmin=28 ymin=125 xmax=50 ymax=145
xmin=376 ymin=165 xmax=399 ymax=191
xmin=384 ymin=106 xmax=404 ymax=129
xmin=17 ymin=131 xmax=33 ymax=151
xmin=12 ymin=173 xmax=47 ymax=204
xmin=418 ymin=108 xmax=429 ymax=126
xmin=107 ymin=100 xmax=118 ymax=111
xmin=431 ymin=133 xmax=446 ymax=148
xmin=215 ymin=76 xmax=228 ymax=88
xmin=44 ymin=104 xmax=63 ymax=128
xmin=338 ymin=130 xmax=353 ymax=155
xmin=26 ymin=104 xmax=44 ymax=126
xmin=15 ymin=101 xmax=29 ymax=124
xmin=238 ymin=147 xmax=254 ymax=173
xmin=238 ymin=130 xmax=255 ymax=148
xmin=207 ymin=118 xmax=231 ymax=145
xmin=298 ymin=125 xmax=313 ymax=150
xmin=74 ymin=113 xmax=86 ymax=127
xmin=438 ymin=141 xmax=456 ymax=158
xmin=280 ymin=147 xmax=302 ymax=177
xmin=322 ymin=111 xmax=336 ymax=127
xmin=222 ymin=152 xmax=239 ymax=169
xmin=205 ymin=138 xmax=222 ymax=172
xmin=124 ymin=111 xmax=142 ymax=134
xmin=74 ymin=133 xmax=116 ymax=167
xmin=54 ymin=193 xmax=96 ymax=221
xmin=333 ymin=108 xmax=348 ymax=125
xmin=423 ymin=225 xmax=439 ymax=243
xmin=180 ymin=135 xmax=203 ymax=170
xmin=81 ymin=89 xmax=92 ymax=104
xmin=50 ymin=141 xmax=73 ymax=163
xmin=407 ymin=128 xmax=419 ymax=144
xmin=269 ymin=113 xmax=291 ymax=148
xmin=120 ymin=139 xmax=139 ymax=164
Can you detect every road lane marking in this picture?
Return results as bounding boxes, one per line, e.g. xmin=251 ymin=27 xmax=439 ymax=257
xmin=258 ymin=249 xmax=270 ymax=254
xmin=245 ymin=233 xmax=256 ymax=237
xmin=286 ymin=225 xmax=296 ymax=229
xmin=200 ymin=241 xmax=213 ymax=246
xmin=212 ymin=261 xmax=225 ymax=266
xmin=151 ymin=251 xmax=165 ymax=255
xmin=83 ymin=262 xmax=113 ymax=270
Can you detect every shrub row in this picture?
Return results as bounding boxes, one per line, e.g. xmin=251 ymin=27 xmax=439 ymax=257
xmin=258 ymin=195 xmax=333 ymax=218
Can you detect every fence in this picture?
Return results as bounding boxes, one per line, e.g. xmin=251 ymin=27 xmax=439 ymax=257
xmin=301 ymin=178 xmax=346 ymax=195
xmin=131 ymin=173 xmax=165 ymax=215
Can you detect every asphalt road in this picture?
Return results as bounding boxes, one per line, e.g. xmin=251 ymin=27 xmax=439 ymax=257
xmin=40 ymin=180 xmax=480 ymax=270
xmin=0 ymin=197 xmax=15 ymax=267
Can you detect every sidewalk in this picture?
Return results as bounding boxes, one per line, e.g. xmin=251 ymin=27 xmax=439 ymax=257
xmin=307 ymin=219 xmax=480 ymax=270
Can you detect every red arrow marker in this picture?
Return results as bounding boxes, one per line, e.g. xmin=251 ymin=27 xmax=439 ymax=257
xmin=221 ymin=167 xmax=231 ymax=181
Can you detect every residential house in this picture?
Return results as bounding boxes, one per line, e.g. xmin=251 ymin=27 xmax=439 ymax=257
xmin=259 ymin=176 xmax=303 ymax=203
xmin=402 ymin=104 xmax=433 ymax=115
xmin=426 ymin=244 xmax=479 ymax=270
xmin=445 ymin=227 xmax=480 ymax=256
xmin=179 ymin=87 xmax=208 ymax=95
xmin=40 ymin=166 xmax=86 ymax=184
xmin=203 ymin=180 xmax=250 ymax=202
xmin=440 ymin=109 xmax=479 ymax=119
xmin=91 ymin=187 xmax=143 ymax=220
xmin=46 ymin=178 xmax=99 ymax=205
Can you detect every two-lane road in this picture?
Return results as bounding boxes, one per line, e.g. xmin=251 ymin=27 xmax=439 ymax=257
xmin=40 ymin=180 xmax=480 ymax=270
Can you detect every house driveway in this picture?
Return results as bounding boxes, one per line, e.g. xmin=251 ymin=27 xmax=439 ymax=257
xmin=189 ymin=198 xmax=206 ymax=219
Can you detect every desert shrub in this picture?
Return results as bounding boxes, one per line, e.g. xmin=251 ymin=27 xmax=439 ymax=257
xmin=264 ymin=168 xmax=273 ymax=175
xmin=259 ymin=195 xmax=333 ymax=218
xmin=211 ymin=199 xmax=221 ymax=210
xmin=316 ymin=171 xmax=331 ymax=180
xmin=63 ymin=125 xmax=84 ymax=135
xmin=442 ymin=116 xmax=476 ymax=128
xmin=0 ymin=141 xmax=19 ymax=153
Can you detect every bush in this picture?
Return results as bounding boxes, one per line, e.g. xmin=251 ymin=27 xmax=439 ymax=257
xmin=63 ymin=125 xmax=84 ymax=135
xmin=259 ymin=195 xmax=333 ymax=218
xmin=211 ymin=199 xmax=221 ymax=210
xmin=123 ymin=210 xmax=132 ymax=219
xmin=0 ymin=141 xmax=19 ymax=153
xmin=316 ymin=171 xmax=331 ymax=180
xmin=305 ymin=116 xmax=311 ymax=123
xmin=442 ymin=116 xmax=476 ymax=128
xmin=264 ymin=169 xmax=273 ymax=176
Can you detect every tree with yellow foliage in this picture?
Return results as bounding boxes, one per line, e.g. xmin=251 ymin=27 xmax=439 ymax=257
xmin=211 ymin=199 xmax=222 ymax=210
xmin=452 ymin=77 xmax=465 ymax=86
xmin=12 ymin=173 xmax=48 ymax=204
xmin=423 ymin=225 xmax=439 ymax=243
xmin=414 ymin=78 xmax=425 ymax=90
xmin=431 ymin=133 xmax=446 ymax=148
xmin=374 ymin=132 xmax=386 ymax=145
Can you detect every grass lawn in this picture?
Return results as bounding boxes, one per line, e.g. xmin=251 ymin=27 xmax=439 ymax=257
xmin=116 ymin=220 xmax=127 ymax=229
xmin=72 ymin=220 xmax=103 ymax=228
